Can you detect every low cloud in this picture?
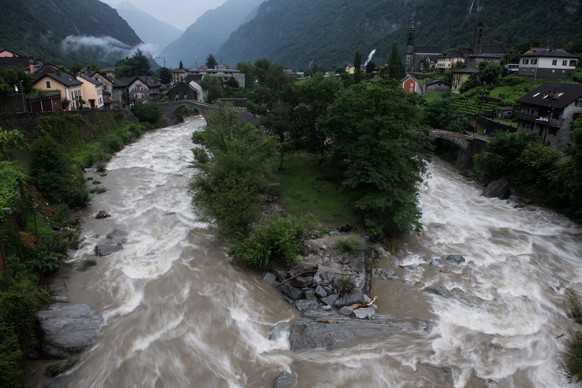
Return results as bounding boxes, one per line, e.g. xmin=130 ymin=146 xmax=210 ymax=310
xmin=61 ymin=35 xmax=159 ymax=61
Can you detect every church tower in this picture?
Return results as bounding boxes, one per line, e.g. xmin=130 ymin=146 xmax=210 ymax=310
xmin=472 ymin=22 xmax=484 ymax=55
xmin=405 ymin=15 xmax=416 ymax=73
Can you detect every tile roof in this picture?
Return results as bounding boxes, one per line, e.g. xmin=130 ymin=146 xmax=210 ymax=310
xmin=517 ymin=82 xmax=582 ymax=109
xmin=43 ymin=71 xmax=82 ymax=87
xmin=521 ymin=48 xmax=577 ymax=58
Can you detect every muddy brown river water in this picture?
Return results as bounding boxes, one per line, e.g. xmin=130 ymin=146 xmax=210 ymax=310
xmin=33 ymin=117 xmax=582 ymax=387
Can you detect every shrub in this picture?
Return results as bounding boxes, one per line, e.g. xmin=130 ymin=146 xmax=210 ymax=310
xmin=94 ymin=161 xmax=107 ymax=172
xmin=334 ymin=234 xmax=366 ymax=253
xmin=335 ymin=275 xmax=353 ymax=295
xmin=567 ymin=289 xmax=582 ymax=325
xmin=191 ymin=148 xmax=209 ymax=166
xmin=131 ymin=102 xmax=161 ymax=125
xmin=192 ymin=131 xmax=206 ymax=144
xmin=27 ymin=236 xmax=68 ymax=274
xmin=565 ymin=331 xmax=582 ymax=381
xmin=230 ymin=217 xmax=304 ymax=270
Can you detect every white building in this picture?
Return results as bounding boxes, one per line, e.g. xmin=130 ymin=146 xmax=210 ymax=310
xmin=518 ymin=48 xmax=578 ymax=79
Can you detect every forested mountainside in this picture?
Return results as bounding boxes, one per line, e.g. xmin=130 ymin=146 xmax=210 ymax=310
xmin=158 ymin=0 xmax=264 ymax=69
xmin=0 ymin=0 xmax=142 ymax=65
xmin=114 ymin=1 xmax=183 ymax=53
xmin=217 ymin=0 xmax=582 ymax=68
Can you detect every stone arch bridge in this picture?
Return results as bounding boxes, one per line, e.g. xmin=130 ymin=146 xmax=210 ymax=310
xmin=430 ymin=129 xmax=489 ymax=169
xmin=158 ymin=100 xmax=215 ymax=123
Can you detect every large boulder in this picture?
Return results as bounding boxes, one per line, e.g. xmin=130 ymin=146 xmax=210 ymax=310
xmin=273 ymin=371 xmax=296 ymax=388
xmin=289 ymin=314 xmax=432 ymax=351
xmin=481 ymin=178 xmax=510 ymax=199
xmin=38 ymin=303 xmax=103 ymax=359
xmin=94 ymin=229 xmax=128 ymax=257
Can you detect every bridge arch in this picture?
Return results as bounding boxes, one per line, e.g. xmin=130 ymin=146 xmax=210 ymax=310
xmin=430 ymin=129 xmax=488 ymax=169
xmin=158 ymin=100 xmax=216 ymax=124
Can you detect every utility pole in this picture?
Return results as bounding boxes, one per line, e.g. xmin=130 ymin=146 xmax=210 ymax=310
xmin=155 ymin=56 xmax=173 ymax=68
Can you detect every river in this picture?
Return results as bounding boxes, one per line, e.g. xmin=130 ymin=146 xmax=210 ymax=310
xmin=44 ymin=117 xmax=582 ymax=387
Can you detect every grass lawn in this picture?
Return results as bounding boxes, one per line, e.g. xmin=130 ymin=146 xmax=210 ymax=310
xmin=424 ymin=91 xmax=447 ymax=104
xmin=277 ymin=152 xmax=356 ymax=230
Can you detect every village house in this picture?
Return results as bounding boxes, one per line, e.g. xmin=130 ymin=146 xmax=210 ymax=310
xmin=32 ymin=64 xmax=83 ymax=111
xmin=185 ymin=66 xmax=246 ymax=88
xmin=518 ymin=48 xmax=578 ymax=79
xmin=167 ymin=81 xmax=202 ymax=102
xmin=401 ymin=74 xmax=422 ymax=94
xmin=515 ymin=82 xmax=582 ymax=148
xmin=436 ymin=50 xmax=467 ymax=73
xmin=0 ymin=47 xmax=40 ymax=74
xmin=452 ymin=67 xmax=478 ymax=93
xmin=109 ymin=76 xmax=162 ymax=109
xmin=424 ymin=79 xmax=451 ymax=94
xmin=76 ymin=73 xmax=104 ymax=109
xmin=90 ymin=72 xmax=114 ymax=109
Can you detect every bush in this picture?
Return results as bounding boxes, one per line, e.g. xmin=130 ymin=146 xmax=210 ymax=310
xmin=26 ymin=236 xmax=68 ymax=275
xmin=567 ymin=289 xmax=582 ymax=325
xmin=0 ymin=320 xmax=23 ymax=387
xmin=335 ymin=275 xmax=353 ymax=295
xmin=191 ymin=148 xmax=209 ymax=166
xmin=565 ymin=331 xmax=582 ymax=381
xmin=230 ymin=217 xmax=304 ymax=269
xmin=334 ymin=234 xmax=366 ymax=253
xmin=131 ymin=102 xmax=161 ymax=124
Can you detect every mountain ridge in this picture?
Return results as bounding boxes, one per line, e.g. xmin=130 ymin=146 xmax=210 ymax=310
xmin=216 ymin=0 xmax=582 ymax=68
xmin=0 ymin=0 xmax=143 ymax=66
xmin=114 ymin=1 xmax=183 ymax=57
xmin=158 ymin=0 xmax=264 ymax=69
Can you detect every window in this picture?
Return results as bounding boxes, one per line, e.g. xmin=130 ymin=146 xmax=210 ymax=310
xmin=552 ymin=60 xmax=557 ymax=65
xmin=563 ymin=60 xmax=568 ymax=66
xmin=570 ymin=60 xmax=577 ymax=67
xmin=531 ymin=59 xmax=538 ymax=65
xmin=46 ymin=81 xmax=51 ymax=88
xmin=523 ymin=59 xmax=529 ymax=64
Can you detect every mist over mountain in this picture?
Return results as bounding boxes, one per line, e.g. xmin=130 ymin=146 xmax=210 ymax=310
xmin=0 ymin=0 xmax=143 ymax=66
xmin=158 ymin=0 xmax=264 ymax=69
xmin=217 ymin=0 xmax=582 ymax=69
xmin=114 ymin=1 xmax=183 ymax=56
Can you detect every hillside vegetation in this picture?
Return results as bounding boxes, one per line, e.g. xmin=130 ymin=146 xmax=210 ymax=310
xmin=217 ymin=0 xmax=582 ymax=68
xmin=0 ymin=0 xmax=142 ymax=66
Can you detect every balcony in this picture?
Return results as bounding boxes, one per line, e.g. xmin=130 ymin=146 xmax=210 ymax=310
xmin=514 ymin=111 xmax=537 ymax=121
xmin=515 ymin=111 xmax=562 ymax=128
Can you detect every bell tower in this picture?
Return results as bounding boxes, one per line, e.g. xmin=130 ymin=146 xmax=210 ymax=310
xmin=405 ymin=14 xmax=416 ymax=73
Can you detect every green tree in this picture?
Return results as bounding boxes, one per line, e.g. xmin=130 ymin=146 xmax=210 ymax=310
xmin=156 ymin=67 xmax=172 ymax=84
xmin=423 ymin=92 xmax=467 ymax=132
xmin=560 ymin=119 xmax=582 ymax=221
xmin=0 ymin=68 xmax=31 ymax=96
xmin=320 ymin=79 xmax=433 ymax=237
xmin=353 ymin=51 xmax=362 ymax=83
xmin=29 ymin=133 xmax=89 ymax=208
xmin=478 ymin=61 xmax=503 ymax=86
xmin=0 ymin=162 xmax=27 ymax=212
xmin=199 ymin=76 xmax=224 ymax=103
xmin=115 ymin=49 xmax=152 ymax=77
xmin=206 ymin=54 xmax=218 ymax=69
xmin=386 ymin=42 xmax=405 ymax=80
xmin=131 ymin=102 xmax=160 ymax=124
xmin=236 ymin=61 xmax=257 ymax=86
xmin=0 ymin=129 xmax=27 ymax=160
xmin=190 ymin=104 xmax=277 ymax=240
xmin=473 ymin=131 xmax=532 ymax=182
xmin=294 ymin=73 xmax=344 ymax=157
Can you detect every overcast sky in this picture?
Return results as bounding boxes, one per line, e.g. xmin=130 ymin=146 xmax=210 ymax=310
xmin=101 ymin=0 xmax=227 ymax=30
